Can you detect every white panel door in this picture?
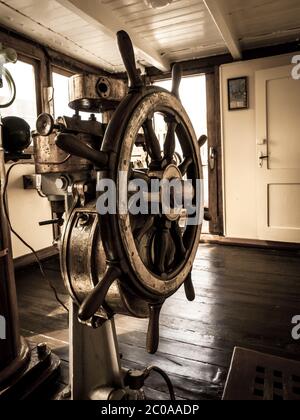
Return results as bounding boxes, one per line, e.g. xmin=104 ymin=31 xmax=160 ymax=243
xmin=256 ymin=65 xmax=300 ymax=243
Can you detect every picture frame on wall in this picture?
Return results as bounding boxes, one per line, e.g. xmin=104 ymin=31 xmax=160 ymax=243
xmin=228 ymin=77 xmax=248 ymax=111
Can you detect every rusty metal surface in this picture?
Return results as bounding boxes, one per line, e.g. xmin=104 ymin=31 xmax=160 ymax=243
xmin=60 ymin=201 xmax=149 ymax=319
xmin=33 ymin=133 xmax=93 ymax=174
xmin=59 ymin=115 xmax=104 ymax=137
xmin=33 ymin=112 xmax=104 ymax=174
xmin=68 ymin=74 xmax=128 ymax=113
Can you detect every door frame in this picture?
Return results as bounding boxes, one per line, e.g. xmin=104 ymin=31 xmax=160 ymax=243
xmin=206 ymin=67 xmax=224 ymax=235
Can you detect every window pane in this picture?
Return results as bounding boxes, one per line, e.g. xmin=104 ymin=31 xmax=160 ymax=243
xmin=53 ymin=72 xmax=73 ymax=119
xmin=155 ymin=76 xmax=209 ymax=233
xmin=53 ymin=72 xmax=102 ymax=122
xmin=155 ymin=75 xmax=207 ymax=162
xmin=0 ymin=61 xmax=37 ymax=130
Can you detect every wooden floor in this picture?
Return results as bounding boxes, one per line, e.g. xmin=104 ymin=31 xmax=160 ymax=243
xmin=15 ymin=244 xmax=300 ymax=400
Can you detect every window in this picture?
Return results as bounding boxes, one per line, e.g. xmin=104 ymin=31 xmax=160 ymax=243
xmin=0 ymin=60 xmax=37 ymax=130
xmin=52 ymin=71 xmax=102 ymax=122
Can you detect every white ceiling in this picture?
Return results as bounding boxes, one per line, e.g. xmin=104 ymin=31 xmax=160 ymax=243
xmin=0 ymin=0 xmax=299 ymax=72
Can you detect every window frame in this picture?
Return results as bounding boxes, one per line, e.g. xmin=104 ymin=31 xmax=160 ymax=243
xmin=2 ymin=54 xmax=42 ymax=126
xmin=51 ymin=65 xmax=76 ymax=119
xmin=0 ymin=25 xmax=108 ymax=117
xmin=51 ymin=65 xmax=74 ymax=79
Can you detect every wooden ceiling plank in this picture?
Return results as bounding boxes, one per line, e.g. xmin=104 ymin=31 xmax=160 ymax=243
xmin=55 ymin=0 xmax=170 ymax=71
xmin=203 ymin=0 xmax=242 ymax=60
xmin=125 ymin=1 xmax=202 ymax=24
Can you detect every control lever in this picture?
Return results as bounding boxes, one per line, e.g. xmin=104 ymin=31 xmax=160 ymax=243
xmin=39 ymin=218 xmax=64 ymax=227
xmin=56 ymin=133 xmax=108 ymax=168
xmin=78 ymin=265 xmax=122 ymax=322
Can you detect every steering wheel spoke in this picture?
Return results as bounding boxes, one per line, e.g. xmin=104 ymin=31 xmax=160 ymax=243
xmin=143 ymin=118 xmax=162 ymax=163
xmin=163 ymin=119 xmax=178 ymax=166
xmin=135 ymin=215 xmax=156 ymax=243
xmin=154 ymin=219 xmax=175 ymax=275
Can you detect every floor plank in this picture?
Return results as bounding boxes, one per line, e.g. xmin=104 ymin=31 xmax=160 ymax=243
xmin=15 ymin=244 xmax=300 ymax=400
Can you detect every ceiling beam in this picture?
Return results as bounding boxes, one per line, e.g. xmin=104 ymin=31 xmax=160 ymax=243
xmin=55 ymin=0 xmax=170 ymax=72
xmin=203 ymin=0 xmax=242 ymax=60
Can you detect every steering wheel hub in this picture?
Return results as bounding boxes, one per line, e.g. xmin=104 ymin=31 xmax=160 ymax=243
xmin=160 ymin=164 xmax=182 ymax=222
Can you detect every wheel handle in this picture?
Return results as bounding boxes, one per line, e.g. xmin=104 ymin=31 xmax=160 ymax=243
xmin=117 ymin=31 xmax=143 ymax=91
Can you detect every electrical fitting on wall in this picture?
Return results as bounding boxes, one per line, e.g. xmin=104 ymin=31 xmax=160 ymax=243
xmin=144 ymin=0 xmax=173 ymax=9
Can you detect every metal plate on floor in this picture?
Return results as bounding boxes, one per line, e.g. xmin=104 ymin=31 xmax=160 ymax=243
xmin=223 ymin=347 xmax=300 ymax=400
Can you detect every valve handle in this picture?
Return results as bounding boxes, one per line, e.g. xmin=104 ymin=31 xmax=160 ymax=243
xmin=117 ymin=30 xmax=143 ymax=90
xmin=56 ymin=133 xmax=108 ymax=168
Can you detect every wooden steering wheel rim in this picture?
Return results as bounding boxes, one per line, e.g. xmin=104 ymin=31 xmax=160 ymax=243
xmin=100 ymin=87 xmax=203 ymax=299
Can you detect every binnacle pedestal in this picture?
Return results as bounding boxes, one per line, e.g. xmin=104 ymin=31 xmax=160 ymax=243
xmin=69 ymin=302 xmax=125 ymax=401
